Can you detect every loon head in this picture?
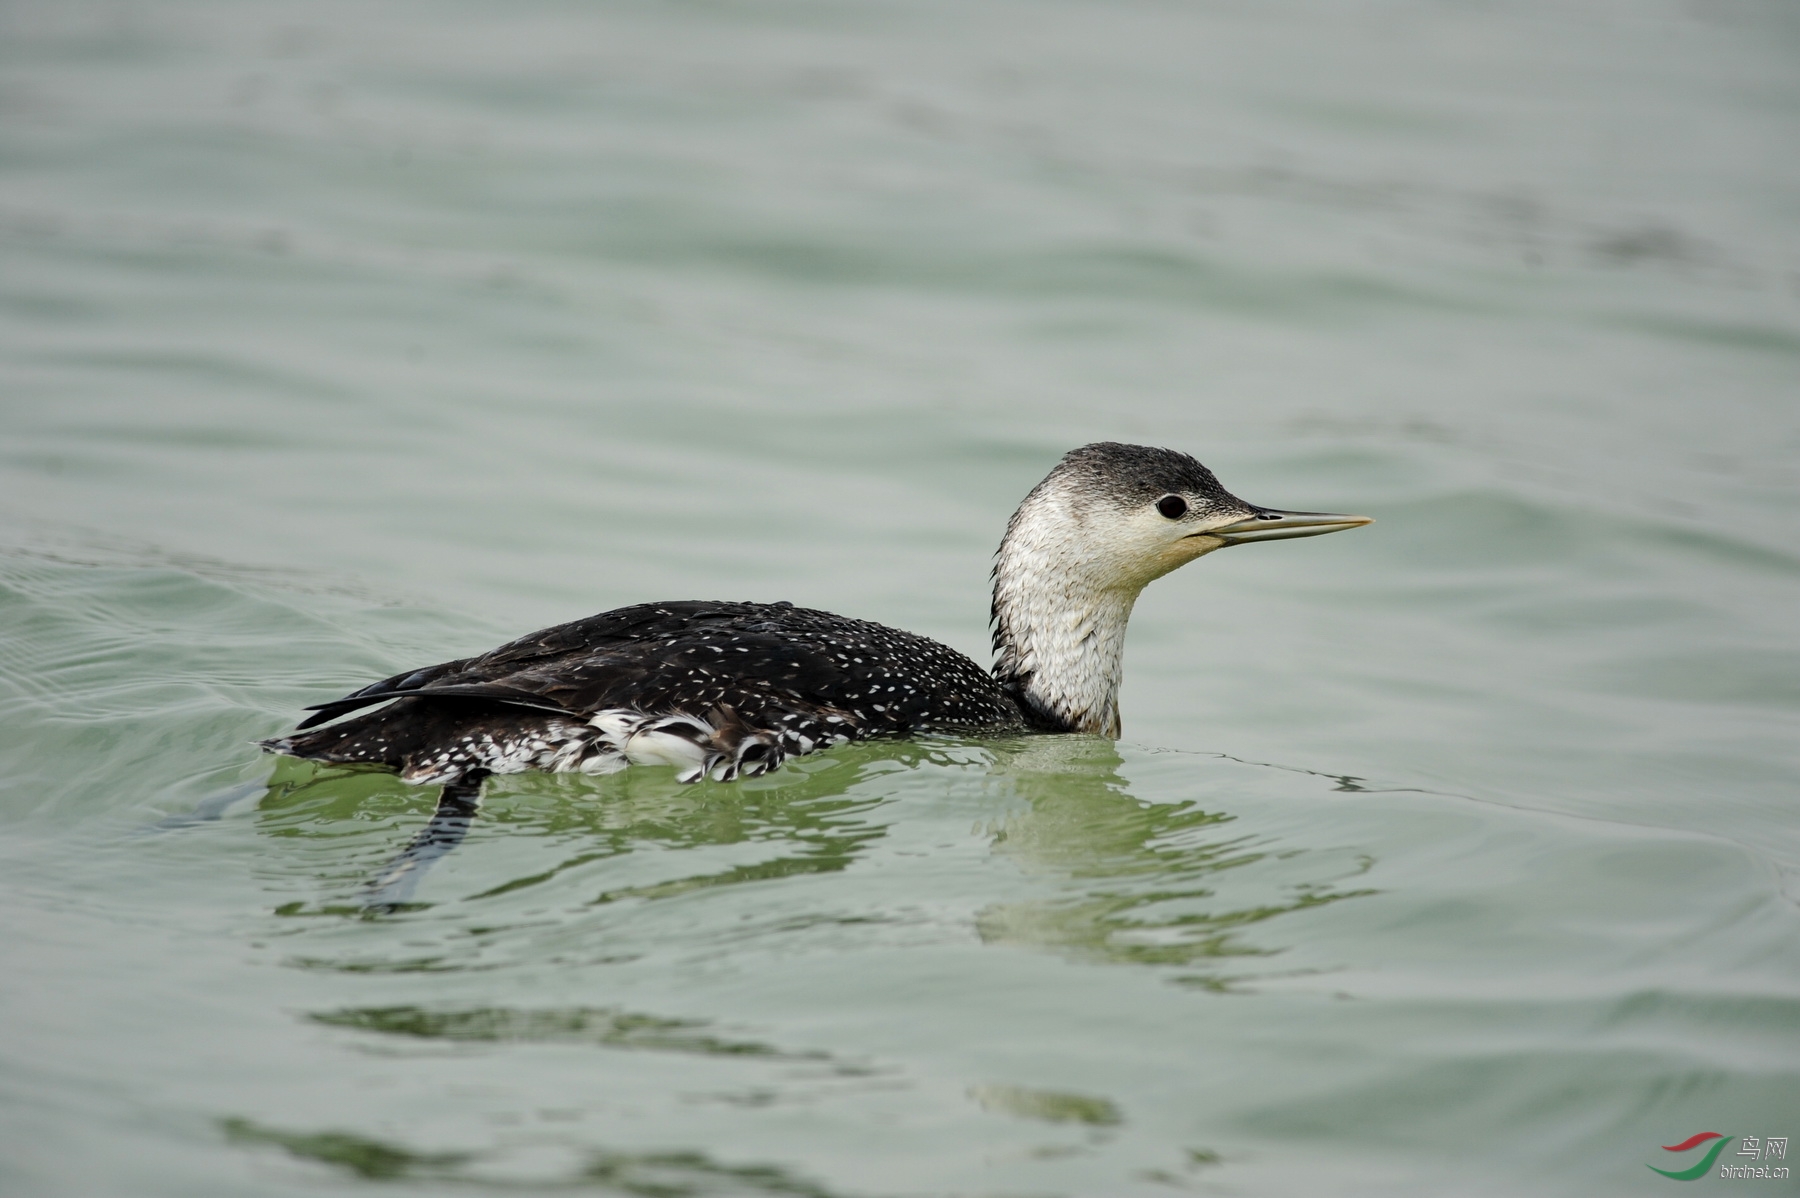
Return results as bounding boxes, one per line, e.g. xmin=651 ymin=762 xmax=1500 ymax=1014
xmin=990 ymin=442 xmax=1371 ymax=737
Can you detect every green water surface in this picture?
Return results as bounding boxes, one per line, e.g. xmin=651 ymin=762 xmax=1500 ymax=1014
xmin=2 ymin=2 xmax=1798 ymax=1194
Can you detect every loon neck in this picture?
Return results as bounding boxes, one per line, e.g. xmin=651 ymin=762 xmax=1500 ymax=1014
xmin=989 ymin=531 xmax=1144 ymax=738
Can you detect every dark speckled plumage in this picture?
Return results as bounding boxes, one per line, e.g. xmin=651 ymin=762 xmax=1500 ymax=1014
xmin=266 ymin=600 xmax=1026 ymax=785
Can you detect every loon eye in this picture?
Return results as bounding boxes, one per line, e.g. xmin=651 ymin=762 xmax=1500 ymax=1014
xmin=1155 ymin=495 xmax=1188 ymax=520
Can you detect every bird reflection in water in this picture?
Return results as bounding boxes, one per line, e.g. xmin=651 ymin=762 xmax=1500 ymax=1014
xmin=974 ymin=737 xmax=1379 ymax=991
xmin=249 ymin=735 xmax=1378 ymax=993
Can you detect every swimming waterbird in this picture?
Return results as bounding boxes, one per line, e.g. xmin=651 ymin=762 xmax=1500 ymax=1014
xmin=265 ymin=443 xmax=1370 ymax=790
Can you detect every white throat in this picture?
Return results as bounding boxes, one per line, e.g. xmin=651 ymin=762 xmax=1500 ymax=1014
xmin=992 ymin=570 xmax=1136 ymax=736
xmin=990 ymin=487 xmax=1183 ymax=737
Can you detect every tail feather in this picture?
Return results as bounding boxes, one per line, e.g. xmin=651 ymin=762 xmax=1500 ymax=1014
xmin=297 ymin=682 xmax=570 ymax=730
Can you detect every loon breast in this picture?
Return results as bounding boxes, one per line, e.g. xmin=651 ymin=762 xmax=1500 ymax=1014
xmin=264 ymin=600 xmax=1026 ymax=785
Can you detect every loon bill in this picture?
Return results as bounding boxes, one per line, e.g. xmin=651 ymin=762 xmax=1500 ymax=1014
xmin=263 ymin=443 xmax=1370 ymax=787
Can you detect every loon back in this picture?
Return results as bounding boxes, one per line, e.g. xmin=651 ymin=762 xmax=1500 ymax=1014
xmin=265 ymin=443 xmax=1370 ymax=786
xmin=265 ymin=600 xmax=1024 ymax=785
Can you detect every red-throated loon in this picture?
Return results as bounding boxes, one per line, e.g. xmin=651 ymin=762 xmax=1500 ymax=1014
xmin=264 ymin=443 xmax=1370 ymax=788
